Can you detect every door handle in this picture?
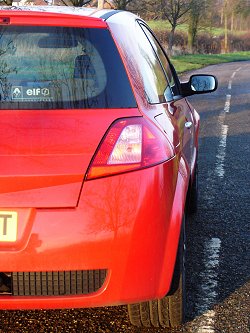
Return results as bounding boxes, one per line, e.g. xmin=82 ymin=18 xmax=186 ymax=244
xmin=185 ymin=121 xmax=193 ymax=129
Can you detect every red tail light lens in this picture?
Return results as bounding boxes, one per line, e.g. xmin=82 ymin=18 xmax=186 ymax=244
xmin=86 ymin=117 xmax=174 ymax=180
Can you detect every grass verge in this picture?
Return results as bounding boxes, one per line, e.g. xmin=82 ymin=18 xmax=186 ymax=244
xmin=171 ymin=52 xmax=250 ymax=73
xmin=148 ymin=20 xmax=247 ymax=37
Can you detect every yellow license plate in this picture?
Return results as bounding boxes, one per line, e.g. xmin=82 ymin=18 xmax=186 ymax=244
xmin=0 ymin=211 xmax=18 ymax=242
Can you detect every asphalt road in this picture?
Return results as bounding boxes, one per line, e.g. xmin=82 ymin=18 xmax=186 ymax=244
xmin=0 ymin=61 xmax=249 ymax=333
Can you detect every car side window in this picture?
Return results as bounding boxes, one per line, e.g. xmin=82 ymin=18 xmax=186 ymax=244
xmin=139 ymin=24 xmax=179 ymax=98
xmin=135 ymin=22 xmax=170 ymax=104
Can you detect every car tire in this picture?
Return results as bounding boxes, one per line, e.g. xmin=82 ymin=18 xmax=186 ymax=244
xmin=127 ymin=216 xmax=186 ymax=328
xmin=188 ymin=164 xmax=198 ymax=214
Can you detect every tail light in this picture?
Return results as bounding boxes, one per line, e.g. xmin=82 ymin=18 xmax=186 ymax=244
xmin=86 ymin=117 xmax=174 ymax=180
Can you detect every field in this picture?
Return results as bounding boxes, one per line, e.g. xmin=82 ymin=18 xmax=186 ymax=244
xmin=148 ymin=20 xmax=248 ymax=36
xmin=171 ymin=52 xmax=250 ymax=73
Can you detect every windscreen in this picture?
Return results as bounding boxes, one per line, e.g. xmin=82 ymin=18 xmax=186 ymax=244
xmin=0 ymin=26 xmax=136 ymax=109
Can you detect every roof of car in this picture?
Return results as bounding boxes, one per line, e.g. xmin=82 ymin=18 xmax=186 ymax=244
xmin=0 ymin=5 xmax=120 ymax=20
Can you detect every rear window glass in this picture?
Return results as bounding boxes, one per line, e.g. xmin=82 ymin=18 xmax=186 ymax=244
xmin=0 ymin=26 xmax=136 ymax=109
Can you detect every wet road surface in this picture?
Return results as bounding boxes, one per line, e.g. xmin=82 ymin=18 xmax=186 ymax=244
xmin=0 ymin=61 xmax=249 ymax=333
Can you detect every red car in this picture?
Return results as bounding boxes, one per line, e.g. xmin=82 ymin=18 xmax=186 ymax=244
xmin=0 ymin=6 xmax=217 ymax=329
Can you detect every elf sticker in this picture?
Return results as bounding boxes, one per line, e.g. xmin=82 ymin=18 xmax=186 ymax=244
xmin=11 ymin=85 xmax=52 ymax=101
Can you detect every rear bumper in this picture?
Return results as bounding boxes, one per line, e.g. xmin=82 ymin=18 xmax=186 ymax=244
xmin=0 ymin=158 xmax=188 ymax=310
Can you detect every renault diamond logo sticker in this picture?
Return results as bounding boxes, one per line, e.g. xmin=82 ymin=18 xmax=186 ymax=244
xmin=11 ymin=86 xmax=23 ymax=99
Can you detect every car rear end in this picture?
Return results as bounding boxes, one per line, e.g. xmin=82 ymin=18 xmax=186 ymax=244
xmin=0 ymin=8 xmax=181 ymax=310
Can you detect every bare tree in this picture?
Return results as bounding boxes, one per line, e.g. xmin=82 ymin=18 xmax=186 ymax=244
xmin=188 ymin=0 xmax=202 ymax=53
xmin=223 ymin=0 xmax=229 ymax=52
xmin=161 ymin=0 xmax=191 ymax=53
xmin=112 ymin=0 xmax=133 ymax=10
xmin=233 ymin=0 xmax=250 ymax=30
xmin=188 ymin=0 xmax=212 ymax=53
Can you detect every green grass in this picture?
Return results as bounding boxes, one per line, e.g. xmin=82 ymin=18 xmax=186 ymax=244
xmin=148 ymin=20 xmax=188 ymax=33
xmin=171 ymin=52 xmax=250 ymax=73
xmin=147 ymin=20 xmax=248 ymax=36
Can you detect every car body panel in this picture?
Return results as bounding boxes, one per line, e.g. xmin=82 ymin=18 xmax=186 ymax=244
xmin=0 ymin=6 xmax=207 ymax=310
xmin=0 ymin=158 xmax=189 ymax=310
xmin=0 ymin=8 xmax=107 ymax=28
xmin=107 ymin=13 xmax=198 ymax=176
xmin=0 ymin=108 xmax=140 ymax=207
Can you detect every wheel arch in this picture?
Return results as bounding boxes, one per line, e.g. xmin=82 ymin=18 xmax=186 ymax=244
xmin=157 ymin=157 xmax=189 ymax=296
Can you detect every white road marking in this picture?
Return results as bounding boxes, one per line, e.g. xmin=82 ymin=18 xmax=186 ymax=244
xmin=228 ymin=67 xmax=241 ymax=88
xmin=215 ymin=124 xmax=229 ymax=179
xmin=224 ymin=94 xmax=231 ymax=112
xmin=197 ymin=238 xmax=221 ymax=333
xmin=231 ymin=72 xmax=236 ymax=79
xmin=215 ymin=91 xmax=230 ymax=179
xmin=214 ymin=74 xmax=233 ymax=178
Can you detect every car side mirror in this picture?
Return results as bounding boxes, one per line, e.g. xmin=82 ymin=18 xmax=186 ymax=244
xmin=181 ymin=74 xmax=218 ymax=97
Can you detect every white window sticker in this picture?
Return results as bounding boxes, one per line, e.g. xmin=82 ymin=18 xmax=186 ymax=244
xmin=11 ymin=85 xmax=53 ymax=101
